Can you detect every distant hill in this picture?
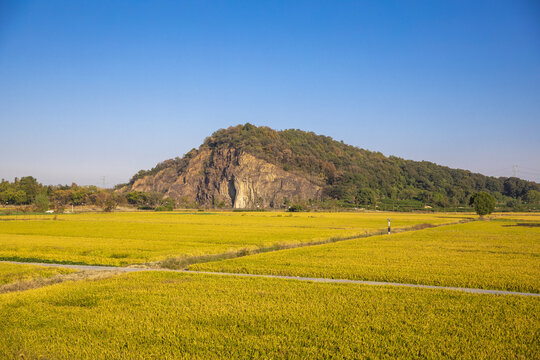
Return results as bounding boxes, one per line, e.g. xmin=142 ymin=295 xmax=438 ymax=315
xmin=121 ymin=124 xmax=539 ymax=209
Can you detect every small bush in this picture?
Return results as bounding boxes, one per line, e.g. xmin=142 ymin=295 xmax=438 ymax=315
xmin=102 ymin=198 xmax=117 ymax=212
xmin=155 ymin=204 xmax=173 ymax=212
xmin=288 ymin=204 xmax=306 ymax=212
xmin=155 ymin=199 xmax=175 ymax=212
xmin=233 ymin=209 xmax=266 ymax=212
xmin=138 ymin=205 xmax=154 ymax=210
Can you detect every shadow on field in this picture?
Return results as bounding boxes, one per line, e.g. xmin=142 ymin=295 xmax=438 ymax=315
xmin=502 ymin=223 xmax=540 ymax=227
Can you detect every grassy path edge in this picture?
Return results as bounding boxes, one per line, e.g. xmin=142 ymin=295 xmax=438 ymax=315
xmin=2 ymin=260 xmax=538 ymax=297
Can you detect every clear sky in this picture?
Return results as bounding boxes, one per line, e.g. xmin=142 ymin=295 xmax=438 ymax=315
xmin=1 ymin=0 xmax=539 ymax=186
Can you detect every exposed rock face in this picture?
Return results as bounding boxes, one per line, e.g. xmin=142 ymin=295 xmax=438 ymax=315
xmin=130 ymin=147 xmax=322 ymax=208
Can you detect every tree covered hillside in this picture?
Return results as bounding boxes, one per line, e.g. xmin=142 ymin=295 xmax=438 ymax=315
xmin=202 ymin=124 xmax=539 ymax=207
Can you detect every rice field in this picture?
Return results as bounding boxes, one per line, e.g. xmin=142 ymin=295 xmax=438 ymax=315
xmin=0 ymin=271 xmax=538 ymax=360
xmin=0 ymin=211 xmax=538 ymax=358
xmin=0 ymin=211 xmax=469 ymax=266
xmin=192 ymin=219 xmax=540 ymax=293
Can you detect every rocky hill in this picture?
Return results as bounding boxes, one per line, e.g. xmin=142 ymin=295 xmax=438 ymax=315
xmin=121 ymin=124 xmax=539 ymax=209
xmin=126 ymin=147 xmax=321 ymax=208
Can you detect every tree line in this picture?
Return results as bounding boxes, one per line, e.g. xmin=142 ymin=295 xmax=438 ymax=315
xmin=0 ymin=177 xmax=119 ymax=212
xmin=0 ymin=177 xmax=181 ymax=213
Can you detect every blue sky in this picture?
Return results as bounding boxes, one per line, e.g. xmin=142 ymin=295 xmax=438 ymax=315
xmin=1 ymin=0 xmax=539 ymax=186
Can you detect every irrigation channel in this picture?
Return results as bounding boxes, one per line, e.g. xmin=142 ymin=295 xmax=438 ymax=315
xmin=2 ymin=260 xmax=539 ymax=297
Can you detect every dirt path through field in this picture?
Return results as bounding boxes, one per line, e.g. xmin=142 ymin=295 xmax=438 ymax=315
xmin=1 ymin=260 xmax=538 ymax=297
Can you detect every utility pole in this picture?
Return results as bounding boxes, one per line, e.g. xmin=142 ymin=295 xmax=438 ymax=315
xmin=101 ymin=176 xmax=106 ymax=188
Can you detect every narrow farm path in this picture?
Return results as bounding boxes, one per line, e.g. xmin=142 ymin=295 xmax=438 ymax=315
xmin=2 ymin=260 xmax=538 ymax=297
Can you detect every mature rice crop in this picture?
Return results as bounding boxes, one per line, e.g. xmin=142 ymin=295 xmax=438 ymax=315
xmin=0 ymin=271 xmax=537 ymax=359
xmin=0 ymin=212 xmax=538 ymax=358
xmin=0 ymin=263 xmax=74 ymax=286
xmin=0 ymin=211 xmax=469 ymax=266
xmin=192 ymin=219 xmax=540 ymax=293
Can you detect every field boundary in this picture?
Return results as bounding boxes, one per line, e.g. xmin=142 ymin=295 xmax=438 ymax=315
xmin=2 ymin=259 xmax=538 ymax=297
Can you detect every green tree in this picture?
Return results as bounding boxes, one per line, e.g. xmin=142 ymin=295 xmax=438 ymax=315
xmin=433 ymin=192 xmax=448 ymax=208
xmin=525 ymin=190 xmax=540 ymax=204
xmin=356 ymin=188 xmax=377 ymax=207
xmin=469 ymin=192 xmax=496 ymax=217
xmin=18 ymin=176 xmax=40 ymax=203
xmin=0 ymin=189 xmax=27 ymax=204
xmin=506 ymin=198 xmax=524 ymax=211
xmin=34 ymin=192 xmax=50 ymax=212
xmin=126 ymin=191 xmax=148 ymax=205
